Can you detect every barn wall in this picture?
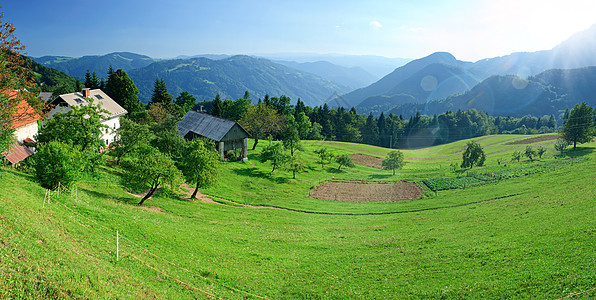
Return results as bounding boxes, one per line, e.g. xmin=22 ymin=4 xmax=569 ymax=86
xmin=223 ymin=139 xmax=244 ymax=151
xmin=221 ymin=124 xmax=249 ymax=142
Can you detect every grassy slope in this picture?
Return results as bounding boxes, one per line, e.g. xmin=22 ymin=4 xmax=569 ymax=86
xmin=0 ymin=134 xmax=594 ymax=299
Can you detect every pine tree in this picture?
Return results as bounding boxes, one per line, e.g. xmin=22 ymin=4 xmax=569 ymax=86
xmin=211 ymin=93 xmax=224 ymax=117
xmin=104 ymin=69 xmax=144 ymax=114
xmin=150 ymin=78 xmax=173 ymax=104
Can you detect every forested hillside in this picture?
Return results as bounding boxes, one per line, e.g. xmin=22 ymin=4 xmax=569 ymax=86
xmin=33 ymin=52 xmax=158 ymax=78
xmin=127 ymin=55 xmax=350 ymax=106
xmin=388 ymin=67 xmax=596 ymax=119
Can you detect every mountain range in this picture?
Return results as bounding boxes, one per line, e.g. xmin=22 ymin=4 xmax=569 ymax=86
xmin=31 ymin=24 xmax=596 ymax=117
xmin=34 ymin=52 xmax=158 ymax=78
xmin=342 ymin=24 xmax=596 ymax=116
xmin=387 ymin=67 xmax=596 ymax=119
xmin=126 ymin=55 xmax=350 ymax=107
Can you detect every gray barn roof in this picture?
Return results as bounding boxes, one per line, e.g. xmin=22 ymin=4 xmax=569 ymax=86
xmin=178 ymin=111 xmax=249 ymax=141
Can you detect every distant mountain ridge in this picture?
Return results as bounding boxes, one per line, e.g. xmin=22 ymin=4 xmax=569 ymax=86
xmin=127 ymin=55 xmax=350 ymax=106
xmin=388 ymin=66 xmax=596 ymax=119
xmin=334 ymin=52 xmax=478 ymax=108
xmin=336 ymin=24 xmax=596 ymax=116
xmin=33 ymin=52 xmax=158 ymax=78
xmin=274 ymin=60 xmax=378 ymax=90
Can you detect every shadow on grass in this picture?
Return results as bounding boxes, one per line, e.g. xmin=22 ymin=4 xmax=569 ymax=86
xmin=326 ymin=167 xmax=344 ymax=174
xmin=81 ymin=188 xmax=140 ymax=205
xmin=0 ymin=167 xmax=35 ymax=181
xmin=563 ymin=146 xmax=594 ymax=158
xmin=233 ymin=167 xmax=270 ymax=178
xmin=98 ymin=164 xmax=123 ymax=178
xmin=232 ymin=167 xmax=289 ymax=184
xmin=368 ymin=174 xmax=393 ymax=179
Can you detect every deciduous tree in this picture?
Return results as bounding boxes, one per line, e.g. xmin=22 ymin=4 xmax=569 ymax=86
xmin=239 ymin=103 xmax=285 ymax=150
xmin=32 ymin=141 xmax=83 ymax=190
xmin=179 ymin=139 xmax=219 ymax=199
xmin=314 ymin=147 xmax=334 ymax=168
xmin=524 ymin=146 xmax=536 ymax=161
xmin=122 ymin=145 xmax=182 ymax=206
xmin=554 ymin=139 xmax=570 ymax=157
xmin=382 ymin=150 xmax=405 ymax=175
xmin=259 ymin=142 xmax=288 ymax=173
xmin=111 ymin=117 xmax=154 ymax=164
xmin=286 ymin=155 xmax=307 ymax=179
xmin=461 ymin=141 xmax=485 ymax=168
xmin=0 ymin=13 xmax=38 ymax=153
xmin=537 ymin=145 xmax=546 ymax=159
xmin=560 ymin=102 xmax=595 ymax=149
xmin=512 ymin=150 xmax=522 ymax=162
xmin=175 ymin=91 xmax=197 ymax=114
xmin=336 ymin=154 xmax=354 ymax=171
xmin=36 ymin=99 xmax=108 ymax=152
xmin=282 ymin=115 xmax=302 ymax=156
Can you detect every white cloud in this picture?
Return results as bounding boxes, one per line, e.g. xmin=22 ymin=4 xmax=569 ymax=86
xmin=369 ymin=21 xmax=383 ymax=29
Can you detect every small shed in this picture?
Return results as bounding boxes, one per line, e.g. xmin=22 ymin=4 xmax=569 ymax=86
xmin=178 ymin=111 xmax=250 ymax=161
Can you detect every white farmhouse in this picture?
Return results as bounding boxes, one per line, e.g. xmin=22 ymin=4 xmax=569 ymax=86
xmin=2 ymin=92 xmax=42 ymax=165
xmin=48 ymin=88 xmax=127 ymax=146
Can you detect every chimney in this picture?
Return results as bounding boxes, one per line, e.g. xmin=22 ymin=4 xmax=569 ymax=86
xmin=82 ymin=88 xmax=90 ymax=98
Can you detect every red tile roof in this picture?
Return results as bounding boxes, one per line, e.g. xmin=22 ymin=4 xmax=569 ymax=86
xmin=4 ymin=90 xmax=42 ymax=129
xmin=12 ymin=98 xmax=42 ymax=129
xmin=3 ymin=143 xmax=33 ymax=164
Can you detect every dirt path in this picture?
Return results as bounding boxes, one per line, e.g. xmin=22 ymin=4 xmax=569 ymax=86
xmin=179 ymin=183 xmax=217 ymax=204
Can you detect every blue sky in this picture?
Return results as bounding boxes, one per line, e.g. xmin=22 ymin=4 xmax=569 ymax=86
xmin=3 ymin=0 xmax=596 ymax=61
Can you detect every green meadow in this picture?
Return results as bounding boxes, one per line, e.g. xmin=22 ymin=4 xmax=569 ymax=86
xmin=1 ymin=134 xmax=594 ymax=299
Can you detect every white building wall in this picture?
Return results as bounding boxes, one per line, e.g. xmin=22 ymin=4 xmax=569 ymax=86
xmin=14 ymin=122 xmax=39 ymax=142
xmin=101 ymin=117 xmax=121 ymax=146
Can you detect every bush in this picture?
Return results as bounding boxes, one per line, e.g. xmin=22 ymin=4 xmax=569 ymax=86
xmin=32 ymin=141 xmax=83 ymax=189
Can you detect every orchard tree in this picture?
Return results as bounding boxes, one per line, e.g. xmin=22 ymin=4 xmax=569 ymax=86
xmin=560 ymin=102 xmax=595 ymax=149
xmin=0 ymin=13 xmax=39 ymax=153
xmin=314 ymin=147 xmax=334 ymax=168
xmin=282 ymin=115 xmax=302 ymax=156
xmin=151 ymin=116 xmax=187 ymax=161
xmin=179 ymin=139 xmax=219 ymax=199
xmin=286 ymin=155 xmax=307 ymax=179
xmin=239 ymin=103 xmax=285 ymax=150
xmin=512 ymin=150 xmax=522 ymax=162
xmin=111 ymin=117 xmax=154 ymax=164
xmin=259 ymin=142 xmax=288 ymax=173
xmin=536 ymin=145 xmax=546 ymax=159
xmin=554 ymin=139 xmax=570 ymax=157
xmin=382 ymin=150 xmax=405 ymax=175
xmin=36 ymin=99 xmax=108 ymax=152
xmin=461 ymin=141 xmax=485 ymax=168
xmin=524 ymin=146 xmax=536 ymax=161
xmin=336 ymin=154 xmax=355 ymax=171
xmin=122 ymin=145 xmax=182 ymax=206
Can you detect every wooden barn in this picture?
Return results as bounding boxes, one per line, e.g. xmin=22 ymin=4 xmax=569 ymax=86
xmin=177 ymin=111 xmax=250 ymax=161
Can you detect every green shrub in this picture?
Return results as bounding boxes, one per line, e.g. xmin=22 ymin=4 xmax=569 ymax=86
xmin=32 ymin=141 xmax=83 ymax=189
